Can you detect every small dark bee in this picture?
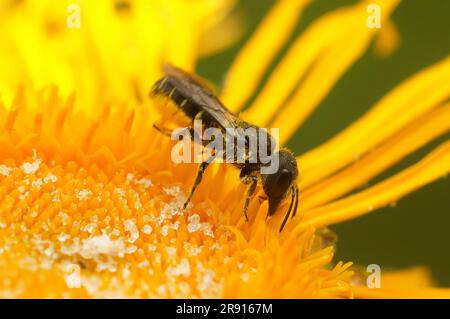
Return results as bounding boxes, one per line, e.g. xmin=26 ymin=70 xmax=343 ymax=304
xmin=150 ymin=64 xmax=299 ymax=231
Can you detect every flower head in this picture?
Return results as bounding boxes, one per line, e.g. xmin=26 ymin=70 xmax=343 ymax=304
xmin=0 ymin=0 xmax=449 ymax=298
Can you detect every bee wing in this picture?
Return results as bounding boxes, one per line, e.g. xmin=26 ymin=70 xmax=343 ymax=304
xmin=163 ymin=64 xmax=239 ymax=133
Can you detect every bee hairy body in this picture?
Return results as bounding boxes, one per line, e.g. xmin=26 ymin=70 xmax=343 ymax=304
xmin=150 ymin=64 xmax=299 ymax=231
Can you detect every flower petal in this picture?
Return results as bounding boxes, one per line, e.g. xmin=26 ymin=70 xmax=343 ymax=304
xmin=221 ymin=0 xmax=311 ymax=112
xmin=298 ymin=55 xmax=450 ymax=188
xmin=300 ymin=104 xmax=450 ymax=210
xmin=244 ymin=0 xmax=400 ymax=133
xmin=296 ymin=140 xmax=450 ymax=229
xmin=373 ymin=19 xmax=400 ymax=58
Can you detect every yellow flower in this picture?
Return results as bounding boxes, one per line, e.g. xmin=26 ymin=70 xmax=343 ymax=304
xmin=0 ymin=0 xmax=449 ymax=298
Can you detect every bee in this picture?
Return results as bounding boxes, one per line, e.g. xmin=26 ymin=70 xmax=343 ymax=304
xmin=150 ymin=64 xmax=299 ymax=231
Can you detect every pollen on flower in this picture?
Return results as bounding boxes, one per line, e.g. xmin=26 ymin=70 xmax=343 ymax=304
xmin=77 ymin=189 xmax=93 ymax=200
xmin=166 ymin=258 xmax=191 ymax=277
xmin=0 ymin=90 xmax=353 ymax=298
xmin=123 ymin=219 xmax=139 ymax=243
xmin=142 ymin=225 xmax=153 ymax=235
xmin=187 ymin=214 xmax=201 ymax=233
xmin=0 ymin=165 xmax=11 ymax=176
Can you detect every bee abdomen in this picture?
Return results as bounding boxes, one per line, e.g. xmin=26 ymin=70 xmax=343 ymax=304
xmin=151 ymin=77 xmax=199 ymax=119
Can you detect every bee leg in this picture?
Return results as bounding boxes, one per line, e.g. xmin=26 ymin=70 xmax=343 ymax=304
xmin=183 ymin=155 xmax=215 ymax=209
xmin=153 ymin=123 xmax=197 ymax=141
xmin=152 ymin=123 xmax=173 ymax=137
xmin=243 ymin=176 xmax=258 ymax=222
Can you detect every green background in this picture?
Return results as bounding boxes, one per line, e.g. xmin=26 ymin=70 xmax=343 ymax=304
xmin=198 ymin=0 xmax=450 ymax=286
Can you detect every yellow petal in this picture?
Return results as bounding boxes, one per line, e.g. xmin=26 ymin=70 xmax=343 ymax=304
xmin=197 ymin=10 xmax=244 ymax=58
xmin=298 ymin=55 xmax=450 ymax=188
xmin=300 ymin=104 xmax=450 ymax=210
xmin=381 ymin=266 xmax=435 ymax=288
xmin=373 ymin=19 xmax=400 ymax=58
xmin=296 ymin=140 xmax=450 ymax=229
xmin=220 ymin=0 xmax=312 ymax=112
xmin=244 ymin=0 xmax=400 ymax=132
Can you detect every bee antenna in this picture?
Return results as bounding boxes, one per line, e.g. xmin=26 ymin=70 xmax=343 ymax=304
xmin=292 ymin=185 xmax=299 ymax=218
xmin=279 ymin=187 xmax=295 ymax=232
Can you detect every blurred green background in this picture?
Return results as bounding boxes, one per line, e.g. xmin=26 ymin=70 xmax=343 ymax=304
xmin=198 ymin=0 xmax=450 ymax=286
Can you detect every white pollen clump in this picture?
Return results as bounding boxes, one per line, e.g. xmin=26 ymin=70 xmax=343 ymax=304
xmin=201 ymin=223 xmax=214 ymax=238
xmin=124 ymin=219 xmax=139 ymax=243
xmin=163 ymin=185 xmax=189 ymax=210
xmin=166 ymin=247 xmax=177 ymax=258
xmin=43 ymin=246 xmax=55 ymax=257
xmin=240 ymin=273 xmax=250 ymax=282
xmin=142 ymin=225 xmax=153 ymax=235
xmin=111 ymin=229 xmax=121 ymax=237
xmin=114 ymin=188 xmax=126 ymax=197
xmin=184 ymin=242 xmax=202 ymax=256
xmin=57 ymin=211 xmax=70 ymax=226
xmin=75 ymin=234 xmax=126 ymax=259
xmin=126 ymin=173 xmax=134 ymax=183
xmin=197 ymin=269 xmax=221 ymax=297
xmin=83 ymin=223 xmax=97 ymax=234
xmin=51 ymin=190 xmax=61 ymax=203
xmin=126 ymin=245 xmax=137 ymax=254
xmin=18 ymin=185 xmax=29 ymax=201
xmin=134 ymin=199 xmax=143 ymax=210
xmin=0 ymin=165 xmax=12 ymax=176
xmin=166 ymin=258 xmax=191 ymax=277
xmin=64 ymin=269 xmax=82 ymax=289
xmin=122 ymin=268 xmax=131 ymax=279
xmin=57 ymin=233 xmax=70 ymax=243
xmin=143 ymin=215 xmax=155 ymax=223
xmin=171 ymin=221 xmax=180 ymax=230
xmin=138 ymin=260 xmax=149 ymax=269
xmin=163 ymin=185 xmax=181 ymax=197
xmin=161 ymin=225 xmax=169 ymax=236
xmin=187 ymin=214 xmax=201 ymax=233
xmin=209 ymin=243 xmax=222 ymax=251
xmin=186 ymin=214 xmax=214 ymax=237
xmin=31 ymin=178 xmax=43 ymax=190
xmin=77 ymin=189 xmax=92 ymax=200
xmin=21 ymin=156 xmax=42 ymax=175
xmin=136 ymin=178 xmax=152 ymax=188
xmin=43 ymin=172 xmax=58 ymax=183
xmin=154 ymin=253 xmax=162 ymax=264
xmin=90 ymin=215 xmax=99 ymax=223
xmin=156 ymin=285 xmax=167 ymax=296
xmin=96 ymin=257 xmax=118 ymax=272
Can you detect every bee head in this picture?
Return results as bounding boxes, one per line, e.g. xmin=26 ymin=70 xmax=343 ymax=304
xmin=261 ymin=149 xmax=298 ymax=217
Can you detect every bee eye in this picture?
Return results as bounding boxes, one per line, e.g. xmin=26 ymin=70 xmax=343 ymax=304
xmin=276 ymin=169 xmax=292 ymax=189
